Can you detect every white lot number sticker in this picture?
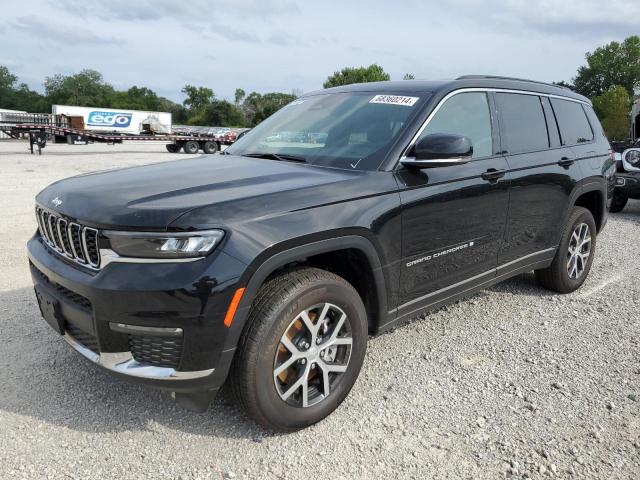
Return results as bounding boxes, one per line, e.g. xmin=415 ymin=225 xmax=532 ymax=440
xmin=369 ymin=95 xmax=419 ymax=107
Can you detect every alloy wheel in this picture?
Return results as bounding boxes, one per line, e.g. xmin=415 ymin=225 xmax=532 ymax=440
xmin=273 ymin=303 xmax=353 ymax=408
xmin=566 ymin=222 xmax=591 ymax=280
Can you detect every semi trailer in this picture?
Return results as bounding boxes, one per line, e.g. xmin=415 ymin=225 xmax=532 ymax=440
xmin=0 ymin=110 xmax=236 ymax=155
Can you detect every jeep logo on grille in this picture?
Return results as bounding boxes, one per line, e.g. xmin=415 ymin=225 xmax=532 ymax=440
xmin=51 ymin=197 xmax=62 ymax=207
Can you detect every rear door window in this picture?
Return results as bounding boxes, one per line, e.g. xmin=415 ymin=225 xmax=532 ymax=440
xmin=549 ymin=98 xmax=594 ymax=145
xmin=495 ymin=93 xmax=549 ymax=155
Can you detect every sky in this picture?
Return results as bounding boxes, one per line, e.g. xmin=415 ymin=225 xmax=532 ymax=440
xmin=1 ymin=0 xmax=639 ymax=104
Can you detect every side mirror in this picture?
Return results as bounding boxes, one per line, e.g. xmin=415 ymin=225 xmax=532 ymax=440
xmin=401 ymin=133 xmax=473 ymax=169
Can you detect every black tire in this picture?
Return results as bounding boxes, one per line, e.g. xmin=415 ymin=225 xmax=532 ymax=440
xmin=36 ymin=133 xmax=47 ymax=149
xmin=202 ymin=141 xmax=218 ymax=154
xmin=609 ymin=191 xmax=628 ymax=213
xmin=183 ymin=140 xmax=199 ymax=154
xmin=535 ymin=206 xmax=596 ymax=293
xmin=230 ymin=267 xmax=367 ymax=431
xmin=166 ymin=143 xmax=181 ymax=153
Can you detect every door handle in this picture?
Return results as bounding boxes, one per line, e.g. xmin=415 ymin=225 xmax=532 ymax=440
xmin=558 ymin=157 xmax=575 ymax=167
xmin=481 ymin=169 xmax=506 ymax=181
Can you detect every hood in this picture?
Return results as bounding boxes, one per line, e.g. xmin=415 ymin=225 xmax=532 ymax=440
xmin=36 ymin=155 xmax=367 ymax=229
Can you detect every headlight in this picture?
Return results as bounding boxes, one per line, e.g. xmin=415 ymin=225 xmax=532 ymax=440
xmin=625 ymin=149 xmax=640 ymax=167
xmin=104 ymin=230 xmax=225 ymax=259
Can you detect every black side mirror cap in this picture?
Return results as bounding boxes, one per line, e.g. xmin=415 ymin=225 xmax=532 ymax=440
xmin=401 ymin=133 xmax=473 ymax=169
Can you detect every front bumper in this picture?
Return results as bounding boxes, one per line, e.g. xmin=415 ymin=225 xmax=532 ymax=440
xmin=615 ymin=172 xmax=640 ymax=199
xmin=28 ymin=234 xmax=247 ymax=393
xmin=62 ymin=331 xmax=215 ymax=380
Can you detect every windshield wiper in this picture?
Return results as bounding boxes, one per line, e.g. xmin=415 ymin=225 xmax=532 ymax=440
xmin=242 ymin=152 xmax=307 ymax=163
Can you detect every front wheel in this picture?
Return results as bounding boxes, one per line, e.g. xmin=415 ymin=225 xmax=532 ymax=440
xmin=535 ymin=206 xmax=596 ymax=293
xmin=230 ymin=268 xmax=367 ymax=431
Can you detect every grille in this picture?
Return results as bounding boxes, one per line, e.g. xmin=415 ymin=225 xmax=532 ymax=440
xmin=129 ymin=334 xmax=183 ymax=369
xmin=65 ymin=321 xmax=99 ymax=353
xmin=35 ymin=206 xmax=100 ymax=268
xmin=31 ymin=263 xmax=92 ymax=311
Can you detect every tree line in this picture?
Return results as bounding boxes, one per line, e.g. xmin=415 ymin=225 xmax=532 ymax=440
xmin=1 ymin=35 xmax=638 ymax=138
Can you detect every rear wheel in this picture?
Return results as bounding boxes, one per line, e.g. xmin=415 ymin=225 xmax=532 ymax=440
xmin=202 ymin=141 xmax=218 ymax=154
xmin=183 ymin=140 xmax=199 ymax=154
xmin=609 ymin=191 xmax=628 ymax=213
xmin=535 ymin=206 xmax=596 ymax=293
xmin=230 ymin=268 xmax=367 ymax=431
xmin=166 ymin=143 xmax=181 ymax=153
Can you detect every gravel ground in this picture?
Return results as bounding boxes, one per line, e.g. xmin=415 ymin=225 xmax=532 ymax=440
xmin=0 ymin=140 xmax=639 ymax=479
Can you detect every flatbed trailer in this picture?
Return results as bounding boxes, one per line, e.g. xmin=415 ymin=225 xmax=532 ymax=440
xmin=0 ymin=113 xmax=234 ymax=155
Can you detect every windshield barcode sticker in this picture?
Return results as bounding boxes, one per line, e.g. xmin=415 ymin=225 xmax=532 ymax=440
xmin=369 ymin=95 xmax=419 ymax=107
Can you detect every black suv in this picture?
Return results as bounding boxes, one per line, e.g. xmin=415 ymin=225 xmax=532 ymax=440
xmin=28 ymin=76 xmax=616 ymax=431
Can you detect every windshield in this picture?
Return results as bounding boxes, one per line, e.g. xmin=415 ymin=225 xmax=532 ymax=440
xmin=226 ymin=92 xmax=428 ymax=171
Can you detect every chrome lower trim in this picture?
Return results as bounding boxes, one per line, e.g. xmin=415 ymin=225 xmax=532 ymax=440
xmin=496 ymin=247 xmax=556 ymax=271
xmin=63 ymin=333 xmax=214 ymax=380
xmin=109 ymin=322 xmax=183 ymax=337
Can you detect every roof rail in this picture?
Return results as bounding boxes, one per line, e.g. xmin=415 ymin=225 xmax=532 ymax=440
xmin=456 ymin=75 xmax=569 ymax=90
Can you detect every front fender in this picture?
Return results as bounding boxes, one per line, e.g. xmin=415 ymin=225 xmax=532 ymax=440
xmin=221 ymin=234 xmax=392 ymax=352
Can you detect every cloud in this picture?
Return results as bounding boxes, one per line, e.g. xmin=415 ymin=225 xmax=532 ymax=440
xmin=11 ymin=15 xmax=124 ymax=46
xmin=267 ymin=32 xmax=296 ymax=46
xmin=214 ymin=24 xmax=262 ymax=44
xmin=446 ymin=0 xmax=640 ymax=38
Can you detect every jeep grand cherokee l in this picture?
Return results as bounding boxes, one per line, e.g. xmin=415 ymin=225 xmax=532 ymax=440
xmin=28 ymin=76 xmax=616 ymax=431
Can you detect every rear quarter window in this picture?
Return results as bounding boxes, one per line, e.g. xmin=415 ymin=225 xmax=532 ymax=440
xmin=550 ymin=98 xmax=594 ymax=145
xmin=496 ymin=93 xmax=549 ymax=155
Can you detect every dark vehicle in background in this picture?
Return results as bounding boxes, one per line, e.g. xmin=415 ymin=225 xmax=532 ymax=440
xmin=610 ymin=99 xmax=640 ymax=212
xmin=611 ymin=145 xmax=640 ymax=212
xmin=28 ymin=76 xmax=615 ymax=431
xmin=234 ymin=128 xmax=251 ymax=141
